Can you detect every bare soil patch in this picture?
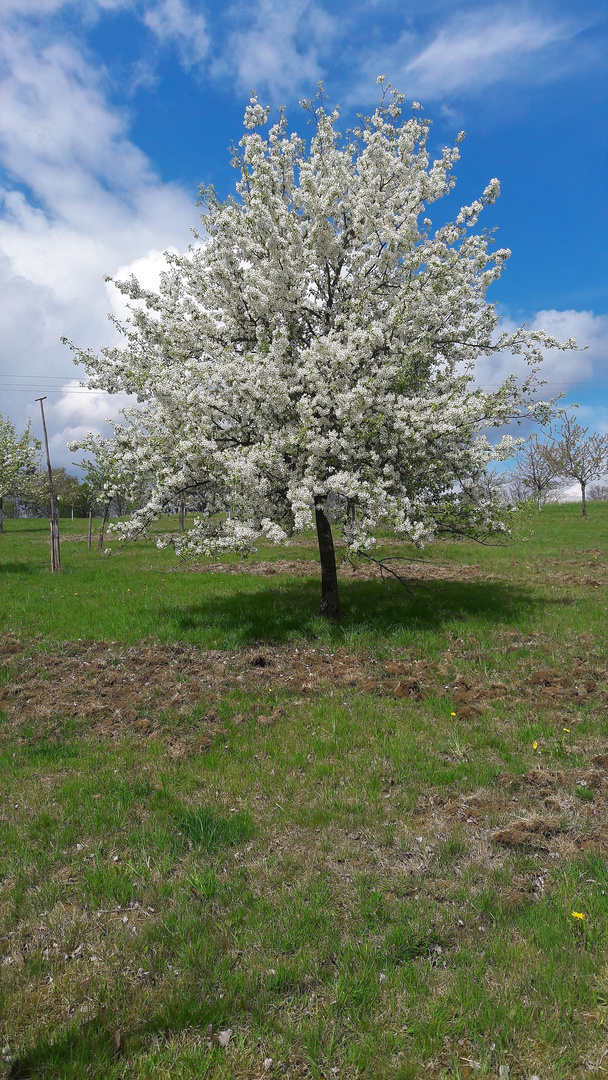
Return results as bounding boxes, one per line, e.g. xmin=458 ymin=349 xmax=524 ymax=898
xmin=186 ymin=557 xmax=492 ymax=583
xmin=1 ymin=634 xmax=607 ymax=739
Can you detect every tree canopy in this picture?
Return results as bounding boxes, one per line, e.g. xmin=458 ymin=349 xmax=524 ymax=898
xmin=0 ymin=413 xmax=40 ymax=533
xmin=68 ymin=82 xmax=574 ymax=616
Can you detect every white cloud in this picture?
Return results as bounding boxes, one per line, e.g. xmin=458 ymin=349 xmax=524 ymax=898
xmin=214 ymin=0 xmax=336 ymax=97
xmin=350 ymin=7 xmax=584 ymax=104
xmin=105 ymin=247 xmax=180 ymax=321
xmin=2 ymin=0 xmax=209 ymax=67
xmin=474 ymin=308 xmax=608 ymax=397
xmin=0 ymin=0 xmax=132 ymax=17
xmin=143 ymin=0 xmax=210 ymax=67
xmin=47 ymin=383 xmax=135 ymax=466
xmin=0 ymin=20 xmax=197 ymax=466
xmin=405 ymin=11 xmax=572 ymax=98
xmin=529 ymin=309 xmax=608 ymax=390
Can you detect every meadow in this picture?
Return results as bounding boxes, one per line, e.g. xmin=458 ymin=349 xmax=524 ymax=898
xmin=0 ymin=504 xmax=607 ymax=1079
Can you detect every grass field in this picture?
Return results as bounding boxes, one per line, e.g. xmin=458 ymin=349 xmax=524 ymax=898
xmin=1 ymin=505 xmax=607 ymax=1079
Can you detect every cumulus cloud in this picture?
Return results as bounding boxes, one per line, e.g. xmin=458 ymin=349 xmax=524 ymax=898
xmin=0 ymin=18 xmax=197 ymax=466
xmin=528 ymin=309 xmax=608 ymax=390
xmin=47 ymin=382 xmax=135 ymax=465
xmin=214 ymin=0 xmax=337 ymax=97
xmin=474 ymin=309 xmax=608 ymax=395
xmin=105 ymin=247 xmax=181 ymax=322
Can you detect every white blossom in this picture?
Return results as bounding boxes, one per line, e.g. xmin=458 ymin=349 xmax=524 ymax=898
xmin=0 ymin=414 xmax=40 ymax=531
xmin=66 ymin=83 xmax=575 ymax=614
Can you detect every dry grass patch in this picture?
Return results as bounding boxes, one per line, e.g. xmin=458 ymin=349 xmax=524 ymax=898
xmin=2 ymin=630 xmax=607 ymax=730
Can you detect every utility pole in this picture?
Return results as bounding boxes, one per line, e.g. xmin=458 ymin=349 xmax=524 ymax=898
xmin=36 ymin=396 xmax=61 ymax=572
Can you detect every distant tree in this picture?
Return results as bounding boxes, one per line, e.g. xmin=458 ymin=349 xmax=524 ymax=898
xmin=543 ymin=412 xmax=608 ymax=518
xmin=19 ymin=467 xmax=87 ymax=519
xmin=511 ymin=433 xmax=563 ymax=510
xmin=18 ymin=469 xmax=52 ymax=518
xmin=53 ymin=469 xmax=88 ymax=519
xmin=70 ymin=433 xmax=146 ymax=548
xmin=0 ymin=413 xmax=40 ymax=533
xmin=588 ymin=483 xmax=608 ymax=501
xmin=468 ymin=468 xmax=510 ymax=504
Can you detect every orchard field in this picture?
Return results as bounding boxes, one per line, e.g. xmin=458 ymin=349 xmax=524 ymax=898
xmin=1 ymin=504 xmax=607 ymax=1080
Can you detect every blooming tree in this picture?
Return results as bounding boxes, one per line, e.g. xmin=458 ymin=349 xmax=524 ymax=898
xmin=68 ymin=82 xmax=574 ymax=617
xmin=68 ymin=432 xmax=147 ymax=548
xmin=0 ymin=413 xmax=40 ymax=533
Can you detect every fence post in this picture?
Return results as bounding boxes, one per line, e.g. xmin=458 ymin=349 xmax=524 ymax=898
xmin=36 ymin=396 xmax=61 ymax=572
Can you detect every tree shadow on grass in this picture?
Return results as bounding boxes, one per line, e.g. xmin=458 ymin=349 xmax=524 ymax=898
xmin=157 ymin=575 xmax=574 ymax=648
xmin=6 ymin=993 xmax=247 ymax=1079
xmin=0 ymin=561 xmax=35 ymax=575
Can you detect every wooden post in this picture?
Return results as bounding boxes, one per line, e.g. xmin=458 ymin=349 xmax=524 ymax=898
xmin=87 ymin=509 xmax=93 ymax=550
xmin=49 ymin=519 xmax=60 ymax=569
xmin=36 ymin=396 xmax=60 ymax=572
xmin=98 ymin=501 xmax=110 ymax=550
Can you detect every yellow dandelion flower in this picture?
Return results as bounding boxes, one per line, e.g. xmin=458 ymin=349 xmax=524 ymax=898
xmin=451 ymin=712 xmax=456 ymax=716
xmin=572 ymin=911 xmax=585 ymax=920
xmin=533 ymin=741 xmax=538 ymax=750
xmin=563 ymin=728 xmax=570 ymax=733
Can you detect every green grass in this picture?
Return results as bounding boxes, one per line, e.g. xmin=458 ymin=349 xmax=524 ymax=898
xmin=1 ymin=503 xmax=607 ymax=653
xmin=0 ymin=504 xmax=607 ymax=1078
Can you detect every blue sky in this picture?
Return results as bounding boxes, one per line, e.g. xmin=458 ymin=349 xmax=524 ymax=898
xmin=0 ymin=0 xmax=606 ymax=467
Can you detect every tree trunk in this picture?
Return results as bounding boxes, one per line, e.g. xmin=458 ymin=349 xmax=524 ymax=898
xmin=50 ymin=517 xmax=61 ymax=572
xmin=315 ymin=504 xmax=341 ymax=619
xmin=98 ymin=502 xmax=110 ymax=550
xmin=0 ymin=496 xmax=3 ymax=534
xmin=179 ymin=502 xmax=185 ymax=531
xmin=581 ymin=481 xmax=587 ymax=518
